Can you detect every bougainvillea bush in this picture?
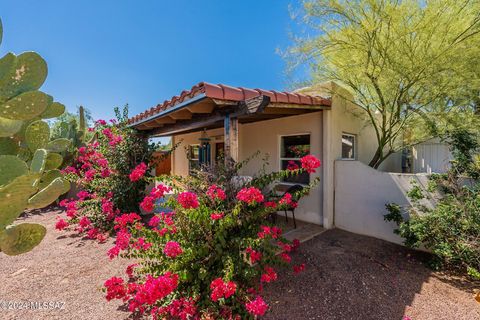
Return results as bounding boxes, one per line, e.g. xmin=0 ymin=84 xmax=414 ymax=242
xmin=57 ymin=106 xmax=160 ymax=239
xmin=104 ymin=155 xmax=320 ymax=319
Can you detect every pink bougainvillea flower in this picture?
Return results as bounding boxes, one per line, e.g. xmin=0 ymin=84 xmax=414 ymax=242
xmin=55 ymin=218 xmax=68 ymax=231
xmin=245 ymin=247 xmax=262 ymax=264
xmin=292 ymin=239 xmax=300 ymax=251
xmin=210 ymin=212 xmax=224 ymax=220
xmin=95 ymin=119 xmax=107 ymax=126
xmin=236 ymin=187 xmax=264 ymax=205
xmin=206 ymin=184 xmax=226 ymax=202
xmin=114 ymin=213 xmax=142 ymax=230
xmin=128 ymin=273 xmax=179 ymax=310
xmin=133 ymin=237 xmax=152 ymax=251
xmin=177 ymin=192 xmax=199 ymax=209
xmin=148 ymin=215 xmax=161 ymax=227
xmin=126 ymin=263 xmax=138 ymax=278
xmin=264 ymin=201 xmax=277 ymax=209
xmin=300 ymin=154 xmax=321 ymax=173
xmin=104 ymin=276 xmax=127 ymax=301
xmin=150 ymin=184 xmax=171 ymax=199
xmin=129 ymin=162 xmax=148 ymax=182
xmin=245 ymin=296 xmax=268 ymax=316
xmin=79 ymin=216 xmax=92 ymax=228
xmin=156 ymin=297 xmax=197 ymax=320
xmin=96 ymin=233 xmax=108 ymax=243
xmin=293 ymin=263 xmax=306 ymax=274
xmin=107 ymin=245 xmax=121 ymax=259
xmin=260 ymin=266 xmax=277 ymax=283
xmin=140 ymin=196 xmax=155 ymax=213
xmin=280 ymin=252 xmax=291 ymax=263
xmin=76 ymin=190 xmax=91 ymax=200
xmin=286 ymin=160 xmax=299 ymax=171
xmin=210 ymin=278 xmax=237 ymax=302
xmin=163 ymin=241 xmax=183 ymax=258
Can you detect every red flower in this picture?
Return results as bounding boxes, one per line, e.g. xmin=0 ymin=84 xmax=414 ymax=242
xmin=280 ymin=252 xmax=291 ymax=263
xmin=55 ymin=218 xmax=68 ymax=231
xmin=148 ymin=215 xmax=161 ymax=227
xmin=210 ymin=212 xmax=224 ymax=220
xmin=245 ymin=296 xmax=268 ymax=316
xmin=76 ymin=190 xmax=91 ymax=200
xmin=264 ymin=201 xmax=277 ymax=209
xmin=236 ymin=187 xmax=264 ymax=205
xmin=286 ymin=160 xmax=299 ymax=171
xmin=163 ymin=241 xmax=183 ymax=258
xmin=245 ymin=247 xmax=262 ymax=264
xmin=177 ymin=192 xmax=199 ymax=209
xmin=206 ymin=184 xmax=226 ymax=201
xmin=129 ymin=162 xmax=148 ymax=182
xmin=210 ymin=278 xmax=237 ymax=302
xmin=126 ymin=263 xmax=138 ymax=278
xmin=104 ymin=276 xmax=127 ymax=301
xmin=140 ymin=196 xmax=155 ymax=213
xmin=156 ymin=297 xmax=197 ymax=320
xmin=300 ymin=155 xmax=321 ymax=173
xmin=293 ymin=263 xmax=305 ymax=274
xmin=150 ymin=184 xmax=171 ymax=199
xmin=260 ymin=266 xmax=277 ymax=283
xmin=129 ymin=273 xmax=179 ymax=310
xmin=115 ymin=213 xmax=142 ymax=230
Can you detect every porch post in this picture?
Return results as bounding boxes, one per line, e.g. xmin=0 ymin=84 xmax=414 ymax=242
xmin=224 ymin=113 xmax=239 ymax=163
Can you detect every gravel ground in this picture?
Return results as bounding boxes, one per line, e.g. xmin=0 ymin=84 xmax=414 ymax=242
xmin=1 ymin=209 xmax=479 ymax=320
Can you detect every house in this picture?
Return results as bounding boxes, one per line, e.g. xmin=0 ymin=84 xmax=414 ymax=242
xmin=127 ymin=81 xmax=419 ymax=236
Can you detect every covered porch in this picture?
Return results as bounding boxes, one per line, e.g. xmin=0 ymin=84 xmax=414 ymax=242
xmin=128 ymin=82 xmax=331 ymax=225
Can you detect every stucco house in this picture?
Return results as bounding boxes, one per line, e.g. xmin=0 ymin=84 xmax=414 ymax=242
xmin=126 ymin=81 xmax=434 ymax=235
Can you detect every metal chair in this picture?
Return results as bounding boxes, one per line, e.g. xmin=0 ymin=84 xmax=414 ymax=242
xmin=271 ymin=184 xmax=303 ymax=229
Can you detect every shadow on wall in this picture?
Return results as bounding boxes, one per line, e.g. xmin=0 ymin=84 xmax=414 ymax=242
xmin=334 ymin=160 xmax=433 ymax=245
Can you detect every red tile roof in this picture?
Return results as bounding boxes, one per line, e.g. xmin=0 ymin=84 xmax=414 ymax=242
xmin=128 ymin=82 xmax=331 ymax=125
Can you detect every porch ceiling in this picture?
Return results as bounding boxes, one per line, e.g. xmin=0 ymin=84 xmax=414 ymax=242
xmin=128 ymin=82 xmax=331 ymax=137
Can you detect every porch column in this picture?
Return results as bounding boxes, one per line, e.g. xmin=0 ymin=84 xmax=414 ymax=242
xmin=224 ymin=113 xmax=239 ymax=162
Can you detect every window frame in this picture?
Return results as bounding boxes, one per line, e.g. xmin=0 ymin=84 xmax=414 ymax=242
xmin=341 ymin=133 xmax=356 ymax=160
xmin=188 ymin=144 xmax=200 ymax=174
xmin=278 ymin=132 xmax=312 ymax=186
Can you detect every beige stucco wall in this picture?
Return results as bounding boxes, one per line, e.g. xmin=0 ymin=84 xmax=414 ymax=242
xmin=334 ymin=160 xmax=435 ymax=245
xmin=171 ymin=112 xmax=324 ymax=225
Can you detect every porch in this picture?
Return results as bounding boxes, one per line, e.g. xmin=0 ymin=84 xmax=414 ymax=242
xmin=129 ymin=82 xmax=331 ymax=225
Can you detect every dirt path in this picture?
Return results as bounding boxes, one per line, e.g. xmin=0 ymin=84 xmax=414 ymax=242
xmin=1 ymin=209 xmax=479 ymax=320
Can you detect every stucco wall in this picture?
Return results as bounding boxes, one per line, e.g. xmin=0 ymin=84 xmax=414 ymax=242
xmin=171 ymin=112 xmax=324 ymax=225
xmin=334 ymin=160 xmax=433 ymax=245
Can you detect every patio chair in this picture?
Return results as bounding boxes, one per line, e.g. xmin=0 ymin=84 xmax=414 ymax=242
xmin=270 ymin=184 xmax=303 ymax=229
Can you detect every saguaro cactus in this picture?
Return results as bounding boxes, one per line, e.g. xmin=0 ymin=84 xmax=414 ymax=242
xmin=0 ymin=19 xmax=70 ymax=255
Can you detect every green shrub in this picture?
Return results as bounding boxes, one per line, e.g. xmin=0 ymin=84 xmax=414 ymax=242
xmin=385 ymin=128 xmax=480 ymax=278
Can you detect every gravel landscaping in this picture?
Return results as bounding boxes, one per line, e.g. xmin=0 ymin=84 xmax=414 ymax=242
xmin=1 ymin=208 xmax=479 ymax=320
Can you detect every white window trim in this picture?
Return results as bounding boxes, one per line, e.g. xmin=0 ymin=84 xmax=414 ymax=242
xmin=341 ymin=133 xmax=356 ymax=160
xmin=278 ymin=133 xmax=311 ymax=186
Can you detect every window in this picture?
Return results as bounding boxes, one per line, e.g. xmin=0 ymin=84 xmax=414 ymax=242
xmin=342 ymin=133 xmax=356 ymax=159
xmin=188 ymin=145 xmax=200 ymax=174
xmin=280 ymin=134 xmax=311 ymax=185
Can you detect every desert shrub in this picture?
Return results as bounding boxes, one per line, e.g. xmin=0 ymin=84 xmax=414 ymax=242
xmin=58 ymin=105 xmax=160 ymax=239
xmin=385 ymin=128 xmax=480 ymax=278
xmin=103 ymin=154 xmax=321 ymax=319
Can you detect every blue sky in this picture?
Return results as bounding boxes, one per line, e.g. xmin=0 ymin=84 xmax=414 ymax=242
xmin=0 ymin=0 xmax=306 ymax=121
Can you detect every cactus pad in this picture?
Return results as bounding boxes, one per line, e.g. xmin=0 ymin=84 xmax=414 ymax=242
xmin=46 ymin=138 xmax=70 ymax=152
xmin=40 ymin=101 xmax=65 ymax=119
xmin=25 ymin=120 xmax=49 ymax=151
xmin=0 ymin=116 xmax=22 ymax=137
xmin=30 ymin=149 xmax=47 ymax=173
xmin=0 ymin=223 xmax=46 ymax=255
xmin=0 ymin=137 xmax=19 ymax=155
xmin=45 ymin=152 xmax=63 ymax=170
xmin=0 ymin=174 xmax=38 ymax=229
xmin=37 ymin=169 xmax=62 ymax=190
xmin=0 ymin=91 xmax=52 ymax=120
xmin=0 ymin=155 xmax=28 ymax=187
xmin=0 ymin=52 xmax=48 ymax=102
xmin=27 ymin=177 xmax=66 ymax=209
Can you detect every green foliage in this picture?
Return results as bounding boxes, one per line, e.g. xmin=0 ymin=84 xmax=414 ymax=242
xmin=385 ymin=129 xmax=480 ymax=278
xmin=289 ymin=0 xmax=480 ymax=168
xmin=0 ymin=18 xmax=70 ymax=256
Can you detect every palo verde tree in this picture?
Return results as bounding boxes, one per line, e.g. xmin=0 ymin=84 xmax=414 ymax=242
xmin=288 ymin=0 xmax=480 ymax=168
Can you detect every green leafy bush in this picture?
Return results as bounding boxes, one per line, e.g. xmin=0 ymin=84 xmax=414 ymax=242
xmin=385 ymin=128 xmax=480 ymax=278
xmin=60 ymin=105 xmax=161 ymax=238
xmin=103 ymin=154 xmax=321 ymax=319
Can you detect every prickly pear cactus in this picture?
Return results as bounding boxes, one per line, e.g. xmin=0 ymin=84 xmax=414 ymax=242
xmin=0 ymin=18 xmax=71 ymax=256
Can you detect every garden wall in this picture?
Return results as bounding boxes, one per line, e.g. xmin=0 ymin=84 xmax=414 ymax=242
xmin=334 ymin=160 xmax=433 ymax=245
